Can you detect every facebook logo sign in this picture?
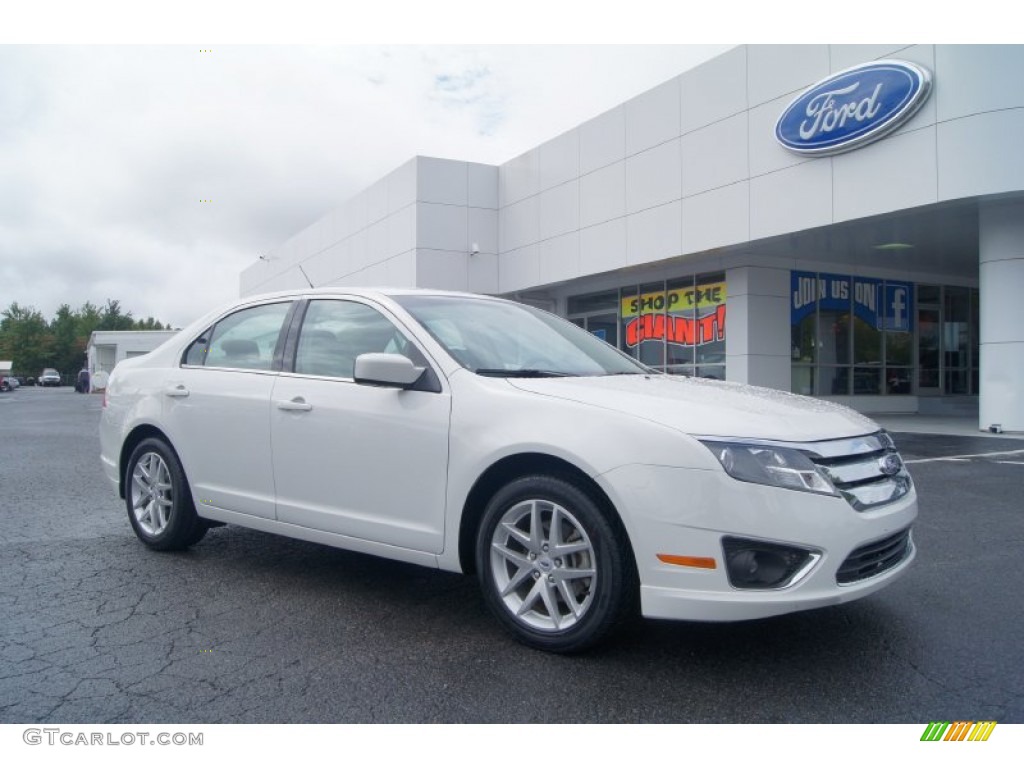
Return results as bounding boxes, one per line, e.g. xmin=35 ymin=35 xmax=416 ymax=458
xmin=883 ymin=283 xmax=913 ymax=332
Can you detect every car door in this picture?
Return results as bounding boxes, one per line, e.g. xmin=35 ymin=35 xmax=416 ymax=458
xmin=163 ymin=300 xmax=294 ymax=520
xmin=269 ymin=298 xmax=451 ymax=553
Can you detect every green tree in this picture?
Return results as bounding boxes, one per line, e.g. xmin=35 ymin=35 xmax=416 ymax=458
xmin=50 ymin=303 xmax=86 ymax=374
xmin=99 ymin=299 xmax=135 ymax=331
xmin=0 ymin=303 xmax=53 ymax=376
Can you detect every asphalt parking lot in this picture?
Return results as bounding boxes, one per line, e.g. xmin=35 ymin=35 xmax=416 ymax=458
xmin=2 ymin=385 xmax=1022 ymax=723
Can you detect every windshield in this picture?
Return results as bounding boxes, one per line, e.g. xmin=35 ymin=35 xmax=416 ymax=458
xmin=394 ymin=295 xmax=649 ymax=377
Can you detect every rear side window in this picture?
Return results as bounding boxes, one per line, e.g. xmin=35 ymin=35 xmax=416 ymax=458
xmin=184 ymin=302 xmax=291 ymax=371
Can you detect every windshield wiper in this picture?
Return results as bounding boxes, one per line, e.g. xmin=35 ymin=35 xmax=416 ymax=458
xmin=474 ymin=368 xmax=573 ymax=378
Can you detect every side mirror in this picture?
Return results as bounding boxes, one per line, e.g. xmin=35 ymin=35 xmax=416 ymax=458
xmin=353 ymin=353 xmax=425 ymax=388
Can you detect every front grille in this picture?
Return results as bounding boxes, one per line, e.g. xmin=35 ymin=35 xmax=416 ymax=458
xmin=836 ymin=528 xmax=912 ymax=584
xmin=804 ymin=432 xmax=913 ymax=511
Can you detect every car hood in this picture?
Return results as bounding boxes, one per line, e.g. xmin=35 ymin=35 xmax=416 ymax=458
xmin=506 ymin=374 xmax=878 ymax=442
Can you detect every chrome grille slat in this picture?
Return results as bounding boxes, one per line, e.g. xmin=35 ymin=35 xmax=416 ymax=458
xmin=802 ymin=431 xmax=912 ymax=511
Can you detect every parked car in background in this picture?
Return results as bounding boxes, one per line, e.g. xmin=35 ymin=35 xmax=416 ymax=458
xmin=100 ymin=288 xmax=918 ymax=652
xmin=38 ymin=368 xmax=61 ymax=387
xmin=0 ymin=375 xmax=20 ymax=391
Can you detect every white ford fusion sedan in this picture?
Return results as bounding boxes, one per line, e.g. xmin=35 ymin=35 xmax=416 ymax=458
xmin=100 ymin=288 xmax=916 ymax=652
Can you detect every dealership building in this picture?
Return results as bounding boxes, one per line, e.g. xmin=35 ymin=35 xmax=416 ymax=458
xmin=241 ymin=45 xmax=1024 ymax=433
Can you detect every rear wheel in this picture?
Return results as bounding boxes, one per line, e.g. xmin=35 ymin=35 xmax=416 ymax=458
xmin=125 ymin=438 xmax=207 ymax=550
xmin=476 ymin=475 xmax=637 ymax=653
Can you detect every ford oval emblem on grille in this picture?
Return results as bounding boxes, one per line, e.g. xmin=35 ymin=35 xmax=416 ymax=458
xmin=878 ymin=453 xmax=903 ymax=476
xmin=775 ymin=60 xmax=932 ymax=156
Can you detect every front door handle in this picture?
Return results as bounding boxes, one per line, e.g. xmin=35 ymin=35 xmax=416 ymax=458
xmin=276 ymin=397 xmax=312 ymax=412
xmin=164 ymin=385 xmax=190 ymax=398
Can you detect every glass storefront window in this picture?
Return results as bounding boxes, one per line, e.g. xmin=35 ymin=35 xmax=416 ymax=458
xmin=791 ymin=271 xmax=966 ymax=398
xmin=569 ymin=273 xmax=727 ymax=378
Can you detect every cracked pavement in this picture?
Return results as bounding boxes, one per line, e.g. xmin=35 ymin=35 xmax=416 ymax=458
xmin=1 ymin=386 xmax=1022 ymax=722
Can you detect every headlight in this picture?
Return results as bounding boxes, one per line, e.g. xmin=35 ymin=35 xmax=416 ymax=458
xmin=699 ymin=440 xmax=838 ymax=497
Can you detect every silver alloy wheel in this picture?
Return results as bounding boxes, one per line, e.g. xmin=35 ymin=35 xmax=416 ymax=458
xmin=489 ymin=499 xmax=597 ymax=632
xmin=130 ymin=451 xmax=174 ymax=536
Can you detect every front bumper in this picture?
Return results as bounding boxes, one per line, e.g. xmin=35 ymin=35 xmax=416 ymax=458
xmin=597 ymin=463 xmax=918 ymax=622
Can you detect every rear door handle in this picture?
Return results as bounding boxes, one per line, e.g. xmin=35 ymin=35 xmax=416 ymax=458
xmin=164 ymin=385 xmax=190 ymax=398
xmin=276 ymin=397 xmax=312 ymax=412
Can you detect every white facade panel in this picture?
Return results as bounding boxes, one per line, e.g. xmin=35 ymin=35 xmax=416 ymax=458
xmin=748 ymin=94 xmax=809 ymax=178
xmin=937 ymin=108 xmax=1024 ymax=201
xmin=367 ymin=218 xmax=389 ymax=264
xmin=418 ymin=157 xmax=469 ymax=206
xmin=304 ymin=242 xmax=346 ymax=287
xmin=579 ymin=161 xmax=625 ymax=228
xmin=499 ymin=244 xmax=540 ymax=293
xmin=750 ymin=161 xmax=832 ymax=241
xmin=387 ymin=159 xmax=417 ymax=214
xmin=887 ymin=45 xmax=937 ymax=138
xmin=385 ymin=250 xmax=417 ymax=287
xmin=387 ymin=204 xmax=416 ymax=257
xmin=344 ymin=228 xmax=367 ymax=273
xmin=578 ymin=106 xmax=625 ymax=176
xmin=626 ymin=139 xmax=681 ymax=215
xmin=468 ymin=252 xmax=499 ymax=294
xmin=681 ymin=112 xmax=748 ymax=197
xmin=680 ymin=46 xmax=747 ymax=134
xmin=468 ymin=163 xmax=499 ymax=209
xmin=626 ymin=202 xmax=682 ymax=266
xmin=346 ymin=192 xmax=369 ymax=236
xmin=416 ymin=202 xmax=469 ymax=253
xmin=500 ymin=148 xmax=540 ymax=207
xmin=539 ymin=231 xmax=581 ymax=286
xmin=828 ymin=44 xmax=912 ymax=72
xmin=727 ymin=265 xmax=790 ymax=298
xmin=833 ymin=127 xmax=938 ymax=223
xmin=468 ymin=207 xmax=498 ymax=255
xmin=539 ymin=130 xmax=580 ymax=192
xmin=625 ymin=77 xmax=681 ymax=156
xmin=729 ymin=294 xmax=790 ymax=357
xmin=416 ymin=250 xmax=468 ymax=291
xmin=539 ymin=180 xmax=579 ymax=241
xmin=681 ymin=181 xmax=749 ymax=254
xmin=935 ymin=45 xmax=1024 ymax=123
xmin=579 ymin=218 xmax=627 ymax=277
xmin=747 ymin=44 xmax=830 ymax=108
xmin=366 ymin=177 xmax=389 ymax=225
xmin=500 ymin=195 xmax=540 ymax=253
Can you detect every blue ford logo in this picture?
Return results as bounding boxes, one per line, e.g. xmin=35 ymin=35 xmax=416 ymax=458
xmin=775 ymin=60 xmax=932 ymax=156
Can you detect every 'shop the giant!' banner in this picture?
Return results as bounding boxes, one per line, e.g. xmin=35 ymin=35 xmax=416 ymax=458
xmin=621 ymin=282 xmax=726 ymax=348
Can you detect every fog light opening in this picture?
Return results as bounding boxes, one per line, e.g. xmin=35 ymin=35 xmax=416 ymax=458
xmin=723 ymin=537 xmax=816 ymax=590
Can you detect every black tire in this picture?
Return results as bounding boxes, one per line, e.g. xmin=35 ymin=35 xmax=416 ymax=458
xmin=475 ymin=474 xmax=637 ymax=653
xmin=124 ymin=437 xmax=207 ymax=550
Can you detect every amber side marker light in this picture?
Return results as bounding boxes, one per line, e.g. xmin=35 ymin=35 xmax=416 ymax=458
xmin=657 ymin=554 xmax=717 ymax=569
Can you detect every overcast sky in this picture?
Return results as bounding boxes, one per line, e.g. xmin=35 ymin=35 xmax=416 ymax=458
xmin=0 ymin=43 xmax=734 ymax=328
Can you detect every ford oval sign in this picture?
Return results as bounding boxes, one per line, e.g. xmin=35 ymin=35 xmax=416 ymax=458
xmin=775 ymin=60 xmax=932 ymax=156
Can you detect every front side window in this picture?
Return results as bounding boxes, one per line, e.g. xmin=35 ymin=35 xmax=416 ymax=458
xmin=184 ymin=302 xmax=291 ymax=371
xmin=294 ymin=300 xmax=425 ymax=378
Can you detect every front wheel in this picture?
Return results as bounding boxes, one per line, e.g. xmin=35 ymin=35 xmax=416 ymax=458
xmin=476 ymin=475 xmax=637 ymax=653
xmin=125 ymin=437 xmax=207 ymax=550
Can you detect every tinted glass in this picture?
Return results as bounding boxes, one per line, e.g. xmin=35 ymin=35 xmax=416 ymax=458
xmin=395 ymin=295 xmax=648 ymax=377
xmin=201 ymin=302 xmax=291 ymax=371
xmin=295 ymin=300 xmax=425 ymax=378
